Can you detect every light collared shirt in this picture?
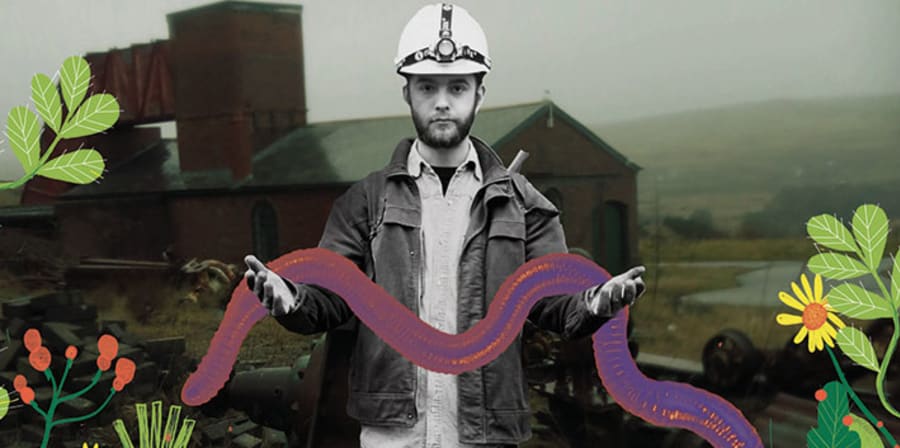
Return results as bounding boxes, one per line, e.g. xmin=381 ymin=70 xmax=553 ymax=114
xmin=360 ymin=139 xmax=489 ymax=448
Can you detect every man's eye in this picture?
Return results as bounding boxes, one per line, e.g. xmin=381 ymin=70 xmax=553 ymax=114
xmin=419 ymin=85 xmax=434 ymax=93
xmin=451 ymin=85 xmax=467 ymax=94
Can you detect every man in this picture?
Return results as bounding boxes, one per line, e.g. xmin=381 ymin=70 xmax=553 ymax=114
xmin=244 ymin=4 xmax=645 ymax=447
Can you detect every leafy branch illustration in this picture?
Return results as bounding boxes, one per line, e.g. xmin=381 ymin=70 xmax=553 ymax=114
xmin=14 ymin=329 xmax=136 ymax=448
xmin=0 ymin=55 xmax=119 ymax=190
xmin=806 ymin=204 xmax=900 ymax=419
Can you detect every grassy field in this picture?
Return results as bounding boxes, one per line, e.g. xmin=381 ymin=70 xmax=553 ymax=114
xmin=640 ymin=237 xmax=819 ymax=262
xmin=632 ymin=263 xmax=796 ymax=361
xmin=633 ymin=235 xmax=900 ymax=359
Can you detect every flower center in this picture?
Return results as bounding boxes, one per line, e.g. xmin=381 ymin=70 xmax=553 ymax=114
xmin=803 ymin=303 xmax=828 ymax=330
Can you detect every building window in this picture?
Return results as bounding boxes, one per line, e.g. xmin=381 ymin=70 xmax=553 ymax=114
xmin=252 ymin=200 xmax=279 ymax=262
xmin=593 ymin=201 xmax=628 ymax=275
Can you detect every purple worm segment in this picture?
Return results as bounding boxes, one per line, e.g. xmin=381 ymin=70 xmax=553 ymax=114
xmin=594 ymin=308 xmax=763 ymax=448
xmin=182 ymin=248 xmax=763 ymax=448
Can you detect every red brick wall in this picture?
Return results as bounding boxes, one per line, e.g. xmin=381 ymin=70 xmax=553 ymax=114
xmin=169 ymin=2 xmax=307 ymax=179
xmin=167 ymin=188 xmax=345 ymax=263
xmin=493 ymin=110 xmax=640 ymax=268
xmin=57 ymin=197 xmax=172 ymax=260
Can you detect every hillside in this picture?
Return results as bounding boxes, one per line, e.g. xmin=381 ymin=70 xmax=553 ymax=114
xmin=594 ymin=94 xmax=900 ymax=233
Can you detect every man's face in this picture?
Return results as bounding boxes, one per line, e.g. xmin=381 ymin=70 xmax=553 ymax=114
xmin=403 ymin=74 xmax=485 ymax=149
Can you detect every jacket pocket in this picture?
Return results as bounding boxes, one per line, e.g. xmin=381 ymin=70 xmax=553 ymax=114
xmin=382 ymin=205 xmax=419 ymax=227
xmin=371 ymin=205 xmax=419 ymax=272
xmin=487 ymin=219 xmax=525 ymax=240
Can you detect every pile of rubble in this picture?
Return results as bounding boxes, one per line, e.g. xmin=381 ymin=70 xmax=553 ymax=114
xmin=0 ymin=290 xmax=288 ymax=447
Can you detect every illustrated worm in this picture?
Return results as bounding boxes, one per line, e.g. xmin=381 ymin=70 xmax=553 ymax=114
xmin=182 ymin=248 xmax=763 ymax=448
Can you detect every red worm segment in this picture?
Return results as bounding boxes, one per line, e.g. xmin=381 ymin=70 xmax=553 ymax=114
xmin=182 ymin=248 xmax=762 ymax=448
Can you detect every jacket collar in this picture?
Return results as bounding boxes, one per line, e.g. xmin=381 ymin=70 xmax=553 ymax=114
xmin=406 ymin=138 xmax=483 ymax=182
xmin=386 ymin=136 xmax=510 ymax=186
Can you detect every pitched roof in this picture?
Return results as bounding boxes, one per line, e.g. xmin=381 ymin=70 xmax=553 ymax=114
xmin=241 ymin=102 xmax=546 ymax=187
xmin=64 ymin=101 xmax=637 ymax=198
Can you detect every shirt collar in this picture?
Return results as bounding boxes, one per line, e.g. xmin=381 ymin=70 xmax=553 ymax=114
xmin=407 ymin=138 xmax=483 ymax=182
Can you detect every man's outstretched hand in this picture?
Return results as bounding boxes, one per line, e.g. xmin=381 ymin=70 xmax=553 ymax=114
xmin=244 ymin=255 xmax=298 ymax=316
xmin=586 ymin=266 xmax=646 ymax=316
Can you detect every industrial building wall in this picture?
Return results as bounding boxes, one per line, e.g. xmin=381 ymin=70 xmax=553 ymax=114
xmin=493 ymin=114 xmax=639 ymax=271
xmin=57 ymin=197 xmax=172 ymax=261
xmin=167 ymin=188 xmax=343 ymax=264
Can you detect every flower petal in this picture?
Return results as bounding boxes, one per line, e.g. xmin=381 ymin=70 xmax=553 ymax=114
xmin=815 ymin=332 xmax=824 ymax=351
xmin=814 ymin=274 xmax=823 ymax=302
xmin=823 ymin=322 xmax=837 ymax=339
xmin=791 ymin=281 xmax=810 ymax=304
xmin=777 ymin=313 xmax=803 ymax=326
xmin=778 ymin=292 xmax=806 ymax=312
xmin=824 ymin=332 xmax=836 ymax=348
xmin=794 ymin=326 xmax=809 ymax=345
xmin=801 ymin=274 xmax=816 ymax=303
xmin=808 ymin=330 xmax=817 ymax=352
xmin=827 ymin=312 xmax=846 ymax=329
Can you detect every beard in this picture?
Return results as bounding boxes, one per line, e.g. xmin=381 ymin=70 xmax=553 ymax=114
xmin=411 ymin=106 xmax=477 ymax=149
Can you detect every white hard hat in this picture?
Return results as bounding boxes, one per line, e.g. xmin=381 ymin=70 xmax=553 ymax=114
xmin=395 ymin=3 xmax=492 ymax=76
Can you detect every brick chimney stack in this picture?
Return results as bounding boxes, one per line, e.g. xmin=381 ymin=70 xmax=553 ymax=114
xmin=168 ymin=1 xmax=307 ymax=180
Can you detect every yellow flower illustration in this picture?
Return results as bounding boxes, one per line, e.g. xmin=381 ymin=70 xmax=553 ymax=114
xmin=82 ymin=443 xmax=99 ymax=448
xmin=776 ymin=273 xmax=845 ymax=352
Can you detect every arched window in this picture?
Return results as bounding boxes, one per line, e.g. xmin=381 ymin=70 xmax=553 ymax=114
xmin=593 ymin=201 xmax=628 ymax=275
xmin=252 ymin=200 xmax=279 ymax=262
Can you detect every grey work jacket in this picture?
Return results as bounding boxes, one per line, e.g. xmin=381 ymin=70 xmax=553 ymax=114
xmin=275 ymin=136 xmax=609 ymax=444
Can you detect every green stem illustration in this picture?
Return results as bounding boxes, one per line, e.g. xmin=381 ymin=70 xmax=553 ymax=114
xmin=59 ymin=369 xmax=101 ymax=403
xmin=827 ymin=345 xmax=899 ymax=446
xmin=51 ymin=388 xmax=116 ymax=427
xmin=0 ymin=127 xmax=64 ymax=190
xmin=871 ymin=267 xmax=900 ymax=419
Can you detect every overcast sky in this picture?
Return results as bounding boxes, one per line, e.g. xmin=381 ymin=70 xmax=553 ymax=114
xmin=1 ymin=0 xmax=899 ymax=180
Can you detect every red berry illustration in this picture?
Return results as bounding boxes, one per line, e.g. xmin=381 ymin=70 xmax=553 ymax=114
xmin=65 ymin=345 xmax=78 ymax=360
xmin=13 ymin=374 xmax=27 ymax=392
xmin=97 ymin=334 xmax=119 ymax=359
xmin=842 ymin=414 xmax=853 ymax=426
xmin=23 ymin=328 xmax=42 ymax=352
xmin=115 ymin=358 xmax=136 ymax=384
xmin=97 ymin=355 xmax=111 ymax=372
xmin=20 ymin=386 xmax=35 ymax=405
xmin=814 ymin=389 xmax=827 ymax=402
xmin=29 ymin=346 xmax=52 ymax=372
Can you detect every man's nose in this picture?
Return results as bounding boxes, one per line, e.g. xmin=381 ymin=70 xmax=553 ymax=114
xmin=434 ymin=89 xmax=450 ymax=110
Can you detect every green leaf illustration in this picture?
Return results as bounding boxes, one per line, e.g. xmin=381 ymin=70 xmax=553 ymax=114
xmin=847 ymin=413 xmax=882 ymax=448
xmin=891 ymin=247 xmax=900 ymax=309
xmin=0 ymin=386 xmax=9 ymax=420
xmin=808 ymin=214 xmax=860 ymax=254
xmin=31 ymin=73 xmax=62 ymax=133
xmin=36 ymin=149 xmax=104 ymax=184
xmin=807 ymin=381 xmax=861 ymax=448
xmin=59 ymin=55 xmax=91 ymax=112
xmin=852 ymin=204 xmax=888 ymax=272
xmin=58 ymin=94 xmax=119 ymax=139
xmin=828 ymin=283 xmax=893 ymax=320
xmin=5 ymin=106 xmax=42 ymax=172
xmin=809 ymin=253 xmax=870 ymax=280
xmin=836 ymin=327 xmax=880 ymax=372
